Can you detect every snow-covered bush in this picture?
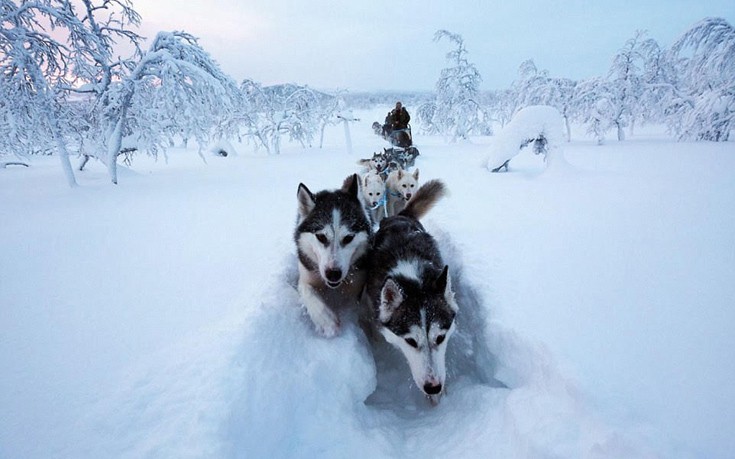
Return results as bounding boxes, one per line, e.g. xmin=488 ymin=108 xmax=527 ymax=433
xmin=486 ymin=105 xmax=567 ymax=172
xmin=235 ymin=81 xmax=336 ymax=154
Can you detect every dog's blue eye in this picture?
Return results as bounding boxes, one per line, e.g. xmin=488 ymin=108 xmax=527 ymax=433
xmin=316 ymin=234 xmax=329 ymax=245
xmin=405 ymin=338 xmax=418 ymax=348
xmin=342 ymin=235 xmax=354 ymax=245
xmin=436 ymin=335 xmax=445 ymax=345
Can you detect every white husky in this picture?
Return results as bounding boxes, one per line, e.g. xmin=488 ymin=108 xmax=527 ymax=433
xmin=361 ymin=170 xmax=388 ymax=225
xmin=295 ymin=174 xmax=373 ymax=337
xmin=385 ymin=168 xmax=419 ymax=217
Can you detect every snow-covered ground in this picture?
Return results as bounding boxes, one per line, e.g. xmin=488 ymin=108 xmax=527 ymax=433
xmin=1 ymin=111 xmax=733 ymax=459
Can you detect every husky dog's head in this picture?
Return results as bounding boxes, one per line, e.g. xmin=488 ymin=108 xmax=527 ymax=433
xmin=370 ymin=152 xmax=387 ymax=172
xmin=372 ymin=121 xmax=382 ymax=135
xmin=361 ymin=171 xmax=385 ymax=208
xmin=388 ymin=168 xmax=419 ymax=201
xmin=378 ymin=264 xmax=458 ymax=401
xmin=296 ymin=175 xmax=372 ymax=289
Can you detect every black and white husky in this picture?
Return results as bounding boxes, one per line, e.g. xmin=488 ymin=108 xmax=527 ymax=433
xmin=295 ymin=174 xmax=373 ymax=337
xmin=364 ymin=179 xmax=458 ymax=404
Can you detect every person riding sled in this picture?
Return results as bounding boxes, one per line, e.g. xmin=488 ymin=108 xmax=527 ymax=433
xmin=382 ymin=101 xmax=412 ymax=147
xmin=383 ymin=101 xmax=410 ymax=135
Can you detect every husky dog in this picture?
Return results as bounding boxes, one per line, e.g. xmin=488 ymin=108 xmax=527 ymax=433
xmin=385 ymin=168 xmax=419 ymax=217
xmin=295 ymin=174 xmax=373 ymax=337
xmin=357 ymin=151 xmax=388 ymax=176
xmin=365 ymin=179 xmax=457 ymax=404
xmin=372 ymin=121 xmax=383 ymax=136
xmin=361 ymin=170 xmax=388 ymax=225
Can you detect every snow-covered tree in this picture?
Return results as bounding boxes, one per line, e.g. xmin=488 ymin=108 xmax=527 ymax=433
xmin=630 ymin=36 xmax=676 ymax=128
xmin=423 ymin=30 xmax=490 ymax=140
xmin=97 ymin=31 xmax=240 ymax=183
xmin=606 ymin=30 xmax=657 ymax=141
xmin=513 ymin=60 xmax=549 ymax=108
xmin=483 ymin=88 xmax=516 ymax=128
xmin=666 ymin=17 xmax=735 ymax=141
xmin=68 ymin=0 xmax=143 ymax=171
xmin=512 ymin=60 xmax=577 ymax=141
xmin=68 ymin=0 xmax=143 ymax=96
xmin=0 ymin=0 xmax=147 ymax=184
xmin=0 ymin=0 xmax=93 ymax=186
xmin=574 ymin=77 xmax=616 ymax=145
xmin=317 ymin=90 xmax=346 ymax=149
xmin=416 ymin=100 xmax=438 ymax=134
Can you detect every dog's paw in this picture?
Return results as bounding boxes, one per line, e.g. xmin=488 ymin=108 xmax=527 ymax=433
xmin=309 ymin=307 xmax=340 ymax=338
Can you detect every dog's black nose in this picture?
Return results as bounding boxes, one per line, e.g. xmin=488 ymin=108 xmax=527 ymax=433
xmin=405 ymin=193 xmax=412 ymax=200
xmin=423 ymin=382 xmax=442 ymax=395
xmin=325 ymin=269 xmax=342 ymax=283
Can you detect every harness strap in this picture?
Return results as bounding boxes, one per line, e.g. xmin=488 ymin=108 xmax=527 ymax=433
xmin=369 ymin=194 xmax=389 ymax=218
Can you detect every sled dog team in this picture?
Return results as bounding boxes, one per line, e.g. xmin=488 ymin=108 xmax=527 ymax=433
xmin=295 ymin=153 xmax=457 ymax=405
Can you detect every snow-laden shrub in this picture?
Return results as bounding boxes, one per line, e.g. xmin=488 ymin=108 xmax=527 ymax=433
xmin=486 ymin=105 xmax=568 ymax=173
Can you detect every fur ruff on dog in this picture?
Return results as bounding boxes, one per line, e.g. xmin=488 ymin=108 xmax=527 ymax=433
xmin=295 ymin=174 xmax=373 ymax=337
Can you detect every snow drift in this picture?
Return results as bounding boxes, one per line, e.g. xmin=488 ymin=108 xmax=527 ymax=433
xmin=59 ymin=237 xmax=653 ymax=458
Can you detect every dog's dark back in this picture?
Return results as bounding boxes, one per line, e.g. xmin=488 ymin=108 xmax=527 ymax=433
xmin=366 ymin=179 xmax=448 ymax=310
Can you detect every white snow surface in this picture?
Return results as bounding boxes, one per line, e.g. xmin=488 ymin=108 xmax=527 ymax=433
xmin=1 ymin=111 xmax=734 ymax=459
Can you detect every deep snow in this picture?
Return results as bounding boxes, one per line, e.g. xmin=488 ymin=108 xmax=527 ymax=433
xmin=1 ymin=111 xmax=734 ymax=458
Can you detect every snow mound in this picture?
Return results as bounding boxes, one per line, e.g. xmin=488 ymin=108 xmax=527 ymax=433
xmin=486 ymin=105 xmax=569 ymax=173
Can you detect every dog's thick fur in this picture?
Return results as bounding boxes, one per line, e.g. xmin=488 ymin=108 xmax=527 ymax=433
xmin=364 ymin=179 xmax=457 ymax=404
xmin=385 ymin=168 xmax=419 ymax=217
xmin=295 ymin=174 xmax=372 ymax=337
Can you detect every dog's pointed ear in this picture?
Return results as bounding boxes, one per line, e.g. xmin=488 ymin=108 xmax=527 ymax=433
xmin=435 ymin=265 xmax=459 ymax=312
xmin=342 ymin=173 xmax=360 ymax=200
xmin=434 ymin=265 xmax=449 ymax=293
xmin=297 ymin=183 xmax=316 ymax=219
xmin=379 ymin=278 xmax=404 ymax=323
xmin=397 ymin=169 xmax=404 ymax=180
xmin=413 ymin=168 xmax=419 ymax=180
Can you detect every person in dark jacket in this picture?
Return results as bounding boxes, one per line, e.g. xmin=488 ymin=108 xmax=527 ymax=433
xmin=386 ymin=101 xmax=410 ymax=131
xmin=381 ymin=101 xmax=411 ymax=147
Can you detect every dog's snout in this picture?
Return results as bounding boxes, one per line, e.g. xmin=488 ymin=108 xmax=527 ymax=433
xmin=423 ymin=382 xmax=442 ymax=395
xmin=405 ymin=193 xmax=412 ymax=200
xmin=325 ymin=269 xmax=342 ymax=283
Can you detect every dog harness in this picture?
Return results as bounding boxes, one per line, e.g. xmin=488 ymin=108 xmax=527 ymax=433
xmin=370 ymin=193 xmax=389 ymax=218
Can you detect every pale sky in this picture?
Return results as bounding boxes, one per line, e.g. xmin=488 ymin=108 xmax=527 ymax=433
xmin=133 ymin=0 xmax=735 ymax=92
